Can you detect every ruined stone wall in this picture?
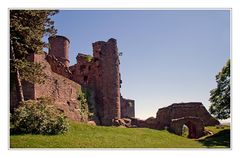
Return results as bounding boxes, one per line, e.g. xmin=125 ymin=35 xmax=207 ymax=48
xmin=92 ymin=39 xmax=121 ymax=125
xmin=11 ymin=36 xmax=135 ymax=125
xmin=10 ymin=80 xmax=34 ymax=112
xmin=156 ymin=102 xmax=220 ymax=129
xmin=67 ymin=38 xmax=137 ymax=125
xmin=169 ymin=117 xmax=205 ymax=138
xmin=68 ymin=39 xmax=123 ymax=125
xmin=33 ymin=53 xmax=86 ymax=121
xmin=46 ymin=54 xmax=72 ymax=79
xmin=46 ymin=37 xmax=135 ymax=125
xmin=10 ymin=53 xmax=86 ymax=122
xmin=69 ymin=53 xmax=95 ymax=87
xmin=120 ymin=96 xmax=135 ymax=118
xmin=48 ymin=35 xmax=70 ymax=67
xmin=10 ymin=54 xmax=38 ymax=111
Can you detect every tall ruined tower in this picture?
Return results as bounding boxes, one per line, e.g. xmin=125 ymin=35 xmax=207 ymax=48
xmin=92 ymin=38 xmax=121 ymax=125
xmin=48 ymin=35 xmax=70 ymax=67
xmin=11 ymin=34 xmax=135 ymax=125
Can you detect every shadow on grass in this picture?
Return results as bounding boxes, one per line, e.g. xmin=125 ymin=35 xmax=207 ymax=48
xmin=198 ymin=129 xmax=230 ymax=148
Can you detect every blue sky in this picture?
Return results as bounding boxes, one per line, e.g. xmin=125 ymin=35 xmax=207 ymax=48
xmin=50 ymin=10 xmax=230 ymax=120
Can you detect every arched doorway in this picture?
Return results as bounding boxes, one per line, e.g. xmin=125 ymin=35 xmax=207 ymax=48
xmin=184 ymin=121 xmax=197 ymax=138
xmin=169 ymin=117 xmax=205 ymax=139
xmin=182 ymin=124 xmax=189 ymax=138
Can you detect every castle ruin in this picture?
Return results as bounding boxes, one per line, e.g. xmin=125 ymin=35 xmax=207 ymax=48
xmin=10 ymin=35 xmax=135 ymax=126
xmin=130 ymin=102 xmax=219 ymax=138
xmin=10 ymin=35 xmax=220 ymax=138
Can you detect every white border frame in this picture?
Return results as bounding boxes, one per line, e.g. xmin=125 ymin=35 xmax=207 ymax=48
xmin=1 ymin=1 xmax=240 ymax=158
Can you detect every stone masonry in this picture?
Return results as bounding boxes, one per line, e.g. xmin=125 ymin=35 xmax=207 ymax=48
xmin=120 ymin=96 xmax=135 ymax=118
xmin=10 ymin=53 xmax=85 ymax=121
xmin=169 ymin=116 xmax=205 ymax=139
xmin=48 ymin=35 xmax=70 ymax=67
xmin=11 ymin=35 xmax=218 ymax=135
xmin=69 ymin=38 xmax=123 ymax=125
xmin=10 ymin=35 xmax=135 ymax=126
xmin=129 ymin=102 xmax=219 ymax=138
xmin=155 ymin=102 xmax=220 ymax=129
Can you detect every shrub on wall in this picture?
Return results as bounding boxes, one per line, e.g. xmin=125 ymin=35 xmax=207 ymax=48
xmin=84 ymin=55 xmax=93 ymax=62
xmin=77 ymin=90 xmax=93 ymax=120
xmin=10 ymin=97 xmax=69 ymax=135
xmin=84 ymin=88 xmax=96 ymax=118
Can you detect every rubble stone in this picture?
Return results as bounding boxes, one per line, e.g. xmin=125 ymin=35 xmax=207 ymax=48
xmin=155 ymin=102 xmax=220 ymax=130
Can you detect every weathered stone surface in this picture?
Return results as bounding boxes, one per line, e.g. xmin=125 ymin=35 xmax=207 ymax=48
xmin=169 ymin=116 xmax=205 ymax=139
xmin=69 ymin=39 xmax=134 ymax=125
xmin=10 ymin=36 xmax=135 ymax=126
xmin=156 ymin=102 xmax=219 ymax=130
xmin=128 ymin=102 xmax=218 ymax=139
xmin=48 ymin=35 xmax=70 ymax=67
xmin=120 ymin=96 xmax=135 ymax=118
xmin=35 ymin=53 xmax=87 ymax=122
xmin=128 ymin=117 xmax=141 ymax=127
xmin=92 ymin=39 xmax=121 ymax=125
xmin=112 ymin=118 xmax=124 ymax=126
xmin=144 ymin=117 xmax=158 ymax=129
xmin=69 ymin=53 xmax=95 ymax=87
xmin=10 ymin=80 xmax=34 ymax=112
xmin=112 ymin=118 xmax=132 ymax=127
xmin=46 ymin=54 xmax=72 ymax=79
xmin=122 ymin=118 xmax=131 ymax=125
xmin=127 ymin=117 xmax=158 ymax=129
xmin=10 ymin=53 xmax=86 ymax=122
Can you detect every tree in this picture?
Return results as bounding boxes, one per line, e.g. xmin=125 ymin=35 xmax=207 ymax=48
xmin=10 ymin=10 xmax=58 ymax=105
xmin=209 ymin=59 xmax=230 ymax=119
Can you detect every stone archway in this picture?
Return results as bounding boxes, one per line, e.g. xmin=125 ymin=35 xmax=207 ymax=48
xmin=169 ymin=116 xmax=204 ymax=139
xmin=184 ymin=121 xmax=197 ymax=138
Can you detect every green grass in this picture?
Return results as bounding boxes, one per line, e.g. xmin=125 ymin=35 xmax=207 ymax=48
xmin=10 ymin=121 xmax=230 ymax=148
xmin=197 ymin=126 xmax=230 ymax=148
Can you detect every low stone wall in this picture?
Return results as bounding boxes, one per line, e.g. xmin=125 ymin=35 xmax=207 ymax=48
xmin=120 ymin=96 xmax=135 ymax=118
xmin=129 ymin=117 xmax=158 ymax=129
xmin=156 ymin=102 xmax=220 ymax=129
xmin=10 ymin=53 xmax=87 ymax=122
xmin=127 ymin=102 xmax=218 ymax=139
xmin=169 ymin=116 xmax=205 ymax=138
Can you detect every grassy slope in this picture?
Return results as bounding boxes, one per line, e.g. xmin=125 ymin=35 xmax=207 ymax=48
xmin=198 ymin=126 xmax=230 ymax=148
xmin=10 ymin=122 xmax=229 ymax=148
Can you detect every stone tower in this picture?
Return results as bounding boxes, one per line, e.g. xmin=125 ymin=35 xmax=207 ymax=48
xmin=48 ymin=35 xmax=70 ymax=67
xmin=92 ymin=38 xmax=121 ymax=125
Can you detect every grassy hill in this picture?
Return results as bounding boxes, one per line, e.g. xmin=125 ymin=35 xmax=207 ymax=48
xmin=10 ymin=121 xmax=230 ymax=148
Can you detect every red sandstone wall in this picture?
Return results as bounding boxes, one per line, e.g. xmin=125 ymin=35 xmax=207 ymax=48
xmin=10 ymin=53 xmax=86 ymax=122
xmin=92 ymin=39 xmax=121 ymax=125
xmin=70 ymin=39 xmax=135 ymax=125
xmin=69 ymin=53 xmax=95 ymax=87
xmin=10 ymin=80 xmax=34 ymax=111
xmin=120 ymin=96 xmax=135 ymax=118
xmin=48 ymin=36 xmax=70 ymax=67
xmin=33 ymin=53 xmax=85 ymax=121
xmin=11 ymin=37 xmax=135 ymax=125
xmin=46 ymin=54 xmax=72 ymax=79
xmin=156 ymin=102 xmax=220 ymax=129
xmin=46 ymin=38 xmax=129 ymax=125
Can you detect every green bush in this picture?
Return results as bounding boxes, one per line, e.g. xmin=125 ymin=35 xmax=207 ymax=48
xmin=77 ymin=90 xmax=93 ymax=119
xmin=84 ymin=55 xmax=93 ymax=62
xmin=10 ymin=97 xmax=69 ymax=135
